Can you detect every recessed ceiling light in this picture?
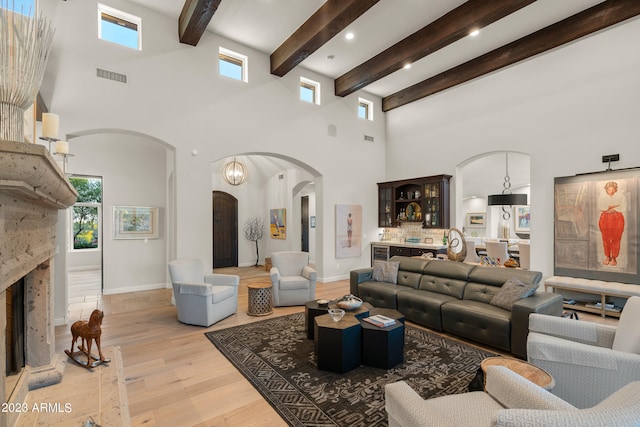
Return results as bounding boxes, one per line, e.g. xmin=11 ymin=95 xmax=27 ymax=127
xmin=345 ymin=32 xmax=354 ymax=40
xmin=403 ymin=63 xmax=411 ymax=70
xmin=469 ymin=29 xmax=480 ymax=37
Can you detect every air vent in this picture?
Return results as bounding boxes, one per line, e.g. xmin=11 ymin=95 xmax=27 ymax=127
xmin=96 ymin=67 xmax=128 ymax=84
xmin=364 ymin=135 xmax=374 ymax=142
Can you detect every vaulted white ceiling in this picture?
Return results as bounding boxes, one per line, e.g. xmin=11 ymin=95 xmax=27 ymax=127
xmin=127 ymin=0 xmax=605 ymax=98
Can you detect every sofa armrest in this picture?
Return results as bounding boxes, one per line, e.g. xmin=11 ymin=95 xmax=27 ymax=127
xmin=173 ymin=282 xmax=213 ymax=296
xmin=485 ymin=366 xmax=575 ymax=410
xmin=529 ymin=313 xmax=616 ymax=348
xmin=350 ymin=268 xmax=373 ymax=296
xmin=385 ymin=381 xmax=456 ymax=427
xmin=510 ymin=291 xmax=563 ymax=358
xmin=204 ymin=274 xmax=240 ymax=287
xmin=270 ymin=267 xmax=281 ymax=285
xmin=302 ymin=265 xmax=317 ymax=282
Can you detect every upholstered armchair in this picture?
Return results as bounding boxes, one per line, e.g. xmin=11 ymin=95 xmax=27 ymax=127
xmin=270 ymin=251 xmax=316 ymax=306
xmin=168 ymin=258 xmax=239 ymax=327
xmin=527 ymin=296 xmax=640 ymax=408
xmin=385 ymin=365 xmax=640 ymax=427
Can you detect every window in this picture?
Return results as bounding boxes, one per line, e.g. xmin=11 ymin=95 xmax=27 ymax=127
xmin=219 ymin=47 xmax=248 ymax=82
xmin=69 ymin=177 xmax=102 ymax=251
xmin=98 ymin=4 xmax=141 ymax=50
xmin=300 ymin=77 xmax=320 ymax=105
xmin=358 ymin=98 xmax=374 ymax=121
xmin=1 ymin=0 xmax=35 ymax=16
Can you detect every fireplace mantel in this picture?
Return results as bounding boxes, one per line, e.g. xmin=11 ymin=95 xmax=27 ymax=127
xmin=0 ymin=139 xmax=77 ymax=427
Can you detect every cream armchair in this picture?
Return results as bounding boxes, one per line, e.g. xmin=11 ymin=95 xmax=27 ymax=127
xmin=385 ymin=365 xmax=640 ymax=427
xmin=168 ymin=258 xmax=239 ymax=327
xmin=527 ymin=296 xmax=640 ymax=408
xmin=270 ymin=251 xmax=316 ymax=306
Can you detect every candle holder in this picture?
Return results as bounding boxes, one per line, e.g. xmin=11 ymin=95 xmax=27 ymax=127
xmin=39 ymin=136 xmax=59 ymax=153
xmin=54 ymin=152 xmax=74 ymax=174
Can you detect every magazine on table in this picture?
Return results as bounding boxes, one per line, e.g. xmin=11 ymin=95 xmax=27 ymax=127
xmin=364 ymin=314 xmax=396 ymax=327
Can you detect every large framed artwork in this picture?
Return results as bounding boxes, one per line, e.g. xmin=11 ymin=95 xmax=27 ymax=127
xmin=554 ymin=169 xmax=639 ymax=284
xmin=114 ymin=206 xmax=159 ymax=239
xmin=336 ymin=204 xmax=362 ymax=258
xmin=270 ymin=208 xmax=286 ymax=239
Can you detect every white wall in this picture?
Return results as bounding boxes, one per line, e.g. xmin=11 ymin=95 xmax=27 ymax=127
xmin=64 ymin=133 xmax=169 ymax=294
xmin=42 ymin=0 xmax=386 ymax=285
xmin=386 ymin=18 xmax=640 ymax=278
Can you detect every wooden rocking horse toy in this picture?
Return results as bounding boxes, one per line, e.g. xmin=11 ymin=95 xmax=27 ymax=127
xmin=65 ymin=309 xmax=110 ymax=368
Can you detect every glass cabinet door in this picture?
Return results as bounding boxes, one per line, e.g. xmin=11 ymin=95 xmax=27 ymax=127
xmin=378 ymin=185 xmax=393 ymax=227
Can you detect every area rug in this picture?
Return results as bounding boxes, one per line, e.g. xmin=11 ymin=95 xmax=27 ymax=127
xmin=205 ymin=313 xmax=496 ymax=427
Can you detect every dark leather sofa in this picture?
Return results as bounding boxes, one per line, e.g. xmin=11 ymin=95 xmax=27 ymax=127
xmin=350 ymin=256 xmax=562 ymax=358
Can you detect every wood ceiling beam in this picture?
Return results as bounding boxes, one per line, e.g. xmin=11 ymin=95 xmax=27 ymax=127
xmin=178 ymin=0 xmax=222 ymax=46
xmin=335 ymin=0 xmax=535 ymax=97
xmin=270 ymin=0 xmax=380 ymax=77
xmin=383 ymin=0 xmax=640 ymax=112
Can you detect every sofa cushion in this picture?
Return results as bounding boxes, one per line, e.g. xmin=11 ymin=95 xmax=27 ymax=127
xmin=469 ymin=265 xmax=542 ymax=287
xmin=490 ymin=278 xmax=538 ymax=311
xmin=358 ymin=281 xmax=399 ymax=309
xmin=418 ymin=274 xmax=467 ymax=300
xmin=442 ymin=300 xmax=512 ymax=351
xmin=373 ymin=260 xmax=400 ymax=284
xmin=397 ymin=289 xmax=459 ymax=331
xmin=279 ymin=276 xmax=310 ymax=290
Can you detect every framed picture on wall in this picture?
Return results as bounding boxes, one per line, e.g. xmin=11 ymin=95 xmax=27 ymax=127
xmin=113 ymin=206 xmax=159 ymax=239
xmin=554 ymin=169 xmax=639 ymax=284
xmin=270 ymin=208 xmax=286 ymax=239
xmin=514 ymin=205 xmax=531 ymax=232
xmin=466 ymin=212 xmax=486 ymax=228
xmin=336 ymin=204 xmax=362 ymax=258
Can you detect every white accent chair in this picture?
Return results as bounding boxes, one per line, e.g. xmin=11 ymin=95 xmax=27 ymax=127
xmin=485 ymin=241 xmax=510 ymax=265
xmin=463 ymin=239 xmax=481 ymax=263
xmin=527 ymin=296 xmax=640 ymax=408
xmin=270 ymin=251 xmax=317 ymax=306
xmin=518 ymin=242 xmax=530 ymax=269
xmin=168 ymin=258 xmax=239 ymax=327
xmin=385 ymin=365 xmax=640 ymax=427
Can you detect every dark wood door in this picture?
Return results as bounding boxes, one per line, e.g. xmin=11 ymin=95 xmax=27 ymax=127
xmin=301 ymin=196 xmax=309 ymax=252
xmin=213 ymin=191 xmax=238 ymax=268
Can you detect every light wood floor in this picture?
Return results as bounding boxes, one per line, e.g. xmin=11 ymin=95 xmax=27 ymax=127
xmin=55 ymin=267 xmax=618 ymax=427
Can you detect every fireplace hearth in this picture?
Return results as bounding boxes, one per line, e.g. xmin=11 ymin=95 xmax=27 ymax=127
xmin=0 ymin=140 xmax=77 ymax=427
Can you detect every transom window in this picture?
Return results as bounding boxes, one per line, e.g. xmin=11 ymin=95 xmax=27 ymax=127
xmin=219 ymin=47 xmax=248 ymax=82
xmin=300 ymin=77 xmax=320 ymax=105
xmin=358 ymin=98 xmax=374 ymax=121
xmin=98 ymin=3 xmax=141 ymax=50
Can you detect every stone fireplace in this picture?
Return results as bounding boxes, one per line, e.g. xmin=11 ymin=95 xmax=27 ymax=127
xmin=0 ymin=140 xmax=77 ymax=427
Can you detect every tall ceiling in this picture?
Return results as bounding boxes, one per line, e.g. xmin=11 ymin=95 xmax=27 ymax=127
xmin=124 ymin=0 xmax=640 ymax=110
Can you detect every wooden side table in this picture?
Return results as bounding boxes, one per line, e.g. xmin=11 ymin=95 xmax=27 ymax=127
xmin=480 ymin=356 xmax=555 ymax=390
xmin=247 ymin=282 xmax=273 ymax=316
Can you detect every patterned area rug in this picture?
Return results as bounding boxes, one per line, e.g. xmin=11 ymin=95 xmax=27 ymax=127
xmin=205 ymin=313 xmax=496 ymax=427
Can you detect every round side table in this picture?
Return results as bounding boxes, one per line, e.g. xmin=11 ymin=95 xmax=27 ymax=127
xmin=480 ymin=356 xmax=555 ymax=390
xmin=247 ymin=282 xmax=273 ymax=316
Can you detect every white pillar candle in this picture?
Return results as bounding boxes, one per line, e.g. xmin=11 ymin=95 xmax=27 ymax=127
xmin=55 ymin=140 xmax=69 ymax=154
xmin=42 ymin=113 xmax=59 ymax=139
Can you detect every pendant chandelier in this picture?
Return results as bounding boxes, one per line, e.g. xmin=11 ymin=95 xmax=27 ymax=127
xmin=223 ymin=157 xmax=247 ymax=186
xmin=487 ymin=153 xmax=527 ymax=219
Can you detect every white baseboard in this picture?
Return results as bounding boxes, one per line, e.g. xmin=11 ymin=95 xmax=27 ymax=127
xmin=103 ymin=282 xmax=170 ymax=295
xmin=318 ymin=274 xmax=349 ymax=283
xmin=68 ymin=265 xmax=101 ymax=272
xmin=54 ymin=315 xmax=68 ymax=326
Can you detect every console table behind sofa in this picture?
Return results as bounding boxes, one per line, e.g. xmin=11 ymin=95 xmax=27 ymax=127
xmin=545 ymin=276 xmax=640 ymax=318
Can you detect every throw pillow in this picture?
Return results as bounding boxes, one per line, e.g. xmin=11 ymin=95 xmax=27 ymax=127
xmin=372 ymin=260 xmax=400 ymax=284
xmin=490 ymin=278 xmax=538 ymax=311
